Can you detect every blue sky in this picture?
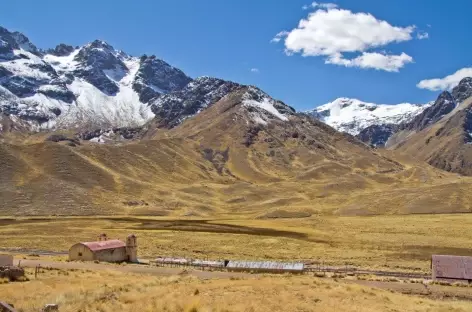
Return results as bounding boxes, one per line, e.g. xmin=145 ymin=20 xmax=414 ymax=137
xmin=1 ymin=0 xmax=471 ymax=110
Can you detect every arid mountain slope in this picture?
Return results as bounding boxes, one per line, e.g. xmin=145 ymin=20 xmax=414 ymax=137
xmin=388 ymin=78 xmax=472 ymax=175
xmin=1 ymin=87 xmax=471 ymax=216
xmin=155 ymin=87 xmax=401 ymax=182
xmin=391 ymin=96 xmax=472 ymax=175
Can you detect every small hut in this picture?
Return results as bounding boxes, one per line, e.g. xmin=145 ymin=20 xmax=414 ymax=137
xmin=432 ymin=255 xmax=472 ymax=282
xmin=0 ymin=254 xmax=13 ymax=267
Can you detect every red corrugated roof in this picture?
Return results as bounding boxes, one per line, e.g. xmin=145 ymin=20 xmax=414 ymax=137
xmin=81 ymin=239 xmax=126 ymax=251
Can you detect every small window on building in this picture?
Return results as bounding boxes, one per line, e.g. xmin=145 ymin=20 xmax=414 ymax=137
xmin=78 ymin=252 xmax=82 ymax=256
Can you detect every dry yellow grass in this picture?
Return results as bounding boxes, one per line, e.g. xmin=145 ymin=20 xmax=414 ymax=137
xmin=2 ymin=214 xmax=472 ymax=271
xmin=2 ymin=268 xmax=472 ymax=312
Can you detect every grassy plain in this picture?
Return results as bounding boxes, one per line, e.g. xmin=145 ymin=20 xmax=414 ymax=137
xmin=2 ymin=214 xmax=472 ymax=271
xmin=2 ymin=268 xmax=472 ymax=312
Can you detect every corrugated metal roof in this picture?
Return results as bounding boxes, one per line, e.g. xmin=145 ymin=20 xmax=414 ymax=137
xmin=226 ymin=260 xmax=304 ymax=272
xmin=81 ymin=240 xmax=126 ymax=252
xmin=432 ymin=255 xmax=472 ymax=280
xmin=192 ymin=259 xmax=224 ymax=267
xmin=155 ymin=257 xmax=189 ymax=265
xmin=154 ymin=258 xmax=225 ymax=267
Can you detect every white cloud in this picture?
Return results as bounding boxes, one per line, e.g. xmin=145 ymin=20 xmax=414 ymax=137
xmin=303 ymin=2 xmax=338 ymax=10
xmin=250 ymin=68 xmax=260 ymax=73
xmin=270 ymin=31 xmax=289 ymax=43
xmin=417 ymin=31 xmax=429 ymax=40
xmin=326 ymin=52 xmax=413 ymax=72
xmin=417 ymin=67 xmax=472 ymax=91
xmin=272 ymin=6 xmax=417 ymax=72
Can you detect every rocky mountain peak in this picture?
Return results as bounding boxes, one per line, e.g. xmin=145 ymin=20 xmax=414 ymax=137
xmin=0 ymin=26 xmax=38 ymax=58
xmin=132 ymin=54 xmax=192 ymax=103
xmin=1 ymin=25 xmax=297 ymax=135
xmin=89 ymin=39 xmax=112 ymax=49
xmin=46 ymin=43 xmax=75 ymax=57
xmin=452 ymin=77 xmax=472 ymax=104
xmin=402 ymin=91 xmax=455 ymax=132
xmin=149 ymin=77 xmax=240 ymax=128
xmin=72 ymin=40 xmax=129 ymax=95
xmin=75 ymin=40 xmax=127 ymax=67
xmin=0 ymin=26 xmax=40 ymax=56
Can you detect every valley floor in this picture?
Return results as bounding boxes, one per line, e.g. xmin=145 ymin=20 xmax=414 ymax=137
xmin=1 ymin=214 xmax=472 ymax=272
xmin=2 ymin=266 xmax=472 ymax=312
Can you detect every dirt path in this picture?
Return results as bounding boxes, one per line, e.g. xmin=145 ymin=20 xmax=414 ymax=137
xmin=14 ymin=259 xmax=253 ymax=280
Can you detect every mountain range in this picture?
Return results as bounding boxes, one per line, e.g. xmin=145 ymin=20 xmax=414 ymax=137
xmin=309 ymin=77 xmax=472 ymax=150
xmin=2 ymin=25 xmax=472 ymax=217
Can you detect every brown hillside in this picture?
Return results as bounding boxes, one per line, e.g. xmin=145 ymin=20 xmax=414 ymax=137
xmin=391 ymin=97 xmax=472 ymax=176
xmin=1 ymin=88 xmax=472 ymax=216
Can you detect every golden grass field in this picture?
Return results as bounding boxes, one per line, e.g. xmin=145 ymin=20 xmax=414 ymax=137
xmin=2 ymin=214 xmax=472 ymax=272
xmin=2 ymin=267 xmax=472 ymax=312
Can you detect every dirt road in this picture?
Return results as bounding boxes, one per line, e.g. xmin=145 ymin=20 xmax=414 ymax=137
xmin=14 ymin=259 xmax=253 ymax=280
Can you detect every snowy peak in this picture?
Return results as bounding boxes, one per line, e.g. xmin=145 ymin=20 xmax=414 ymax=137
xmin=308 ymin=98 xmax=429 ymax=135
xmin=72 ymin=40 xmax=131 ymax=95
xmin=0 ymin=26 xmax=191 ymax=130
xmin=1 ymin=26 xmax=275 ymax=133
xmin=0 ymin=25 xmax=299 ymax=135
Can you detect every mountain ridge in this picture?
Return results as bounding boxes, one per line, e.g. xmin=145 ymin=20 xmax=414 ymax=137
xmin=0 ymin=26 xmax=196 ymax=131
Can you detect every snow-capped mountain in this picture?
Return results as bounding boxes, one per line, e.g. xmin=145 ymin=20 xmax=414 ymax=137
xmin=307 ymin=98 xmax=431 ymax=136
xmin=0 ymin=26 xmax=294 ymax=134
xmin=0 ymin=26 xmax=191 ymax=130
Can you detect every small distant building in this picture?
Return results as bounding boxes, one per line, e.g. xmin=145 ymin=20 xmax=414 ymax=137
xmin=432 ymin=255 xmax=472 ymax=282
xmin=225 ymin=260 xmax=304 ymax=273
xmin=69 ymin=234 xmax=138 ymax=263
xmin=0 ymin=254 xmax=13 ymax=267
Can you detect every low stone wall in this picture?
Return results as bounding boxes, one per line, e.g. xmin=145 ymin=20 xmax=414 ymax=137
xmin=0 ymin=266 xmax=25 ymax=281
xmin=0 ymin=255 xmax=13 ymax=267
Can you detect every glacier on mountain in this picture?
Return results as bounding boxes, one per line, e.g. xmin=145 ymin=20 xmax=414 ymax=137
xmin=307 ymin=98 xmax=432 ymax=135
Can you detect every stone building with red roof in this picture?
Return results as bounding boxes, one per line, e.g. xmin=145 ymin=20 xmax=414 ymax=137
xmin=68 ymin=233 xmax=137 ymax=263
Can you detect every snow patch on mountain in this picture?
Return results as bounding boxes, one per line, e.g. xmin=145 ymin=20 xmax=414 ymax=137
xmin=43 ymin=49 xmax=80 ymax=72
xmin=243 ymin=98 xmax=288 ymax=124
xmin=3 ymin=51 xmax=46 ymax=79
xmin=241 ymin=87 xmax=294 ymax=126
xmin=308 ymin=98 xmax=431 ymax=135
